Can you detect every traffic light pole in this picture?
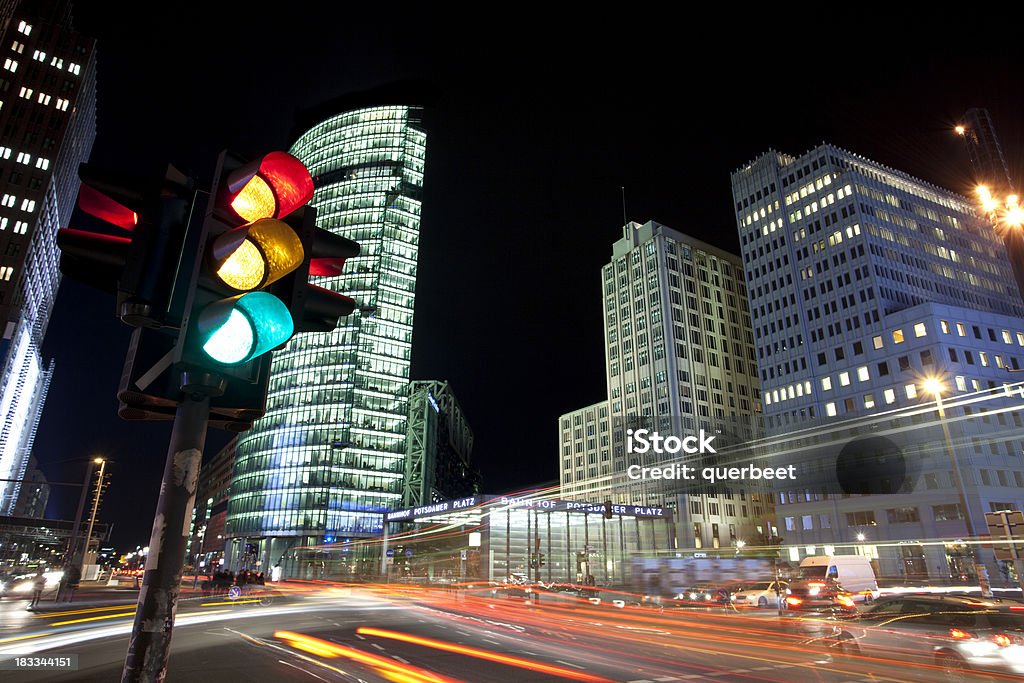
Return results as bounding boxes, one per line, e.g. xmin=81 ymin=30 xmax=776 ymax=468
xmin=122 ymin=391 xmax=210 ymax=683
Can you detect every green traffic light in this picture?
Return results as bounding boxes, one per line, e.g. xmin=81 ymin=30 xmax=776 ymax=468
xmin=199 ymin=292 xmax=294 ymax=365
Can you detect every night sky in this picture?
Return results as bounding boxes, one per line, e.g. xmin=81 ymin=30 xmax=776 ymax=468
xmin=29 ymin=8 xmax=1024 ymax=549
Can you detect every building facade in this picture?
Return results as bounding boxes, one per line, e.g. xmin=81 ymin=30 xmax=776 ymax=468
xmin=0 ymin=2 xmax=95 ymax=513
xmin=732 ymin=144 xmax=1024 ymax=580
xmin=226 ymin=89 xmax=426 ymax=577
xmin=560 ymin=221 xmax=770 ymax=551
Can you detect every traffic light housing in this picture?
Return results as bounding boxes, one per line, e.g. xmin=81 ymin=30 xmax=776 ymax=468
xmin=59 ymin=150 xmax=364 ymax=432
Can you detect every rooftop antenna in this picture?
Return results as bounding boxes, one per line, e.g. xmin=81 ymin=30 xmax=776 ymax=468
xmin=621 ymin=186 xmax=628 ymax=227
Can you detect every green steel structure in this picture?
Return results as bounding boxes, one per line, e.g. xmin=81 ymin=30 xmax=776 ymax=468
xmin=225 ymin=98 xmax=426 ymax=578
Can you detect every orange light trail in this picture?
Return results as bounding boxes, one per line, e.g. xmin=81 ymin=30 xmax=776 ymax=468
xmin=357 ymin=627 xmax=615 ymax=682
xmin=274 ymin=630 xmax=463 ymax=683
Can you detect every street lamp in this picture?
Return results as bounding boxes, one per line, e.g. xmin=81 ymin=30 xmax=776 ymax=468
xmin=81 ymin=457 xmax=108 ymax=577
xmin=921 ymin=376 xmax=992 ymax=595
xmin=856 ymin=532 xmax=866 ymax=542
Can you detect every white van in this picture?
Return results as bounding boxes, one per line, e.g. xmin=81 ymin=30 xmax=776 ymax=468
xmin=799 ymin=555 xmax=879 ymax=601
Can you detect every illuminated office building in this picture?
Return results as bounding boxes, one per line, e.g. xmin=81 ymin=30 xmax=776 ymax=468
xmin=560 ymin=221 xmax=770 ymax=551
xmin=226 ymin=88 xmax=426 ymax=577
xmin=0 ymin=2 xmax=95 ymax=513
xmin=733 ymin=144 xmax=1024 ymax=579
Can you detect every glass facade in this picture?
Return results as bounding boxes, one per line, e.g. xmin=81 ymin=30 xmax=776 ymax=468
xmin=227 ymin=104 xmax=426 ymax=565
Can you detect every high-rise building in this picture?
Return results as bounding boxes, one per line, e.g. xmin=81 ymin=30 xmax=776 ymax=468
xmin=0 ymin=1 xmax=95 ymax=513
xmin=226 ymin=86 xmax=426 ymax=577
xmin=732 ymin=144 xmax=1024 ymax=579
xmin=560 ymin=220 xmax=769 ymax=550
xmin=12 ymin=454 xmax=47 ymax=517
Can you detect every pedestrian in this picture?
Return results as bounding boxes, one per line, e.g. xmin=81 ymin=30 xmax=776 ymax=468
xmin=28 ymin=571 xmax=46 ymax=609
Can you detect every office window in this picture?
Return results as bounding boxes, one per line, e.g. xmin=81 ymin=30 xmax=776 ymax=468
xmin=884 ymin=389 xmax=896 ymax=404
xmin=932 ymin=504 xmax=963 ymax=521
xmin=857 ymin=366 xmax=869 ymax=382
xmin=839 ymin=371 xmax=850 ymax=386
xmin=821 ymin=376 xmax=832 ymax=391
xmin=864 ymin=394 xmax=875 ymax=409
xmin=872 ymin=335 xmax=883 ymax=350
xmin=893 ymin=329 xmax=904 ymax=344
xmin=905 ymin=384 xmax=917 ymax=399
xmin=886 ymin=507 xmax=920 ymax=524
xmin=914 ymin=322 xmax=926 ymax=337
xmin=825 ymin=402 xmax=837 ymax=417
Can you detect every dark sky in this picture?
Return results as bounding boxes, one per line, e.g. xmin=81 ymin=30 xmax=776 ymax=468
xmin=30 ymin=8 xmax=1024 ymax=549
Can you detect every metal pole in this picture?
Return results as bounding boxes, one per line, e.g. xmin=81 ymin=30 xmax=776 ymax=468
xmin=935 ymin=392 xmax=991 ymax=596
xmin=81 ymin=459 xmax=108 ymax=577
xmin=601 ymin=514 xmax=608 ymax=584
xmin=505 ymin=507 xmax=511 ymax=581
xmin=526 ymin=505 xmax=532 ymax=582
xmin=546 ymin=511 xmax=551 ymax=583
xmin=381 ymin=518 xmax=389 ymax=580
xmin=122 ymin=394 xmax=209 ymax=683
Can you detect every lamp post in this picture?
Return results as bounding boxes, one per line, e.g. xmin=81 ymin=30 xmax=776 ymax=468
xmin=81 ymin=458 xmax=107 ymax=578
xmin=922 ymin=377 xmax=992 ymax=596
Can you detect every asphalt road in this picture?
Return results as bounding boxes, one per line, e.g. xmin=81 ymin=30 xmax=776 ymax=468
xmin=0 ymin=586 xmax=993 ymax=682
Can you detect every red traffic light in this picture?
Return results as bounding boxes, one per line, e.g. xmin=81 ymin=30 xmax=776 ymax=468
xmin=226 ymin=151 xmax=314 ymax=223
xmin=78 ymin=184 xmax=138 ymax=231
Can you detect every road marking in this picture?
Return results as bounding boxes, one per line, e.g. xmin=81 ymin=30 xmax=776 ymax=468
xmin=482 ymin=638 xmax=500 ymax=645
xmin=626 ymin=679 xmax=654 ymax=683
xmin=0 ymin=631 xmax=53 ymax=644
xmin=371 ymin=643 xmax=385 ymax=650
xmin=392 ymin=656 xmax=409 ymax=663
xmin=750 ymin=667 xmax=774 ymax=671
xmin=354 ymin=634 xmax=366 ymax=640
xmin=656 ymin=678 xmax=679 ymax=682
xmin=555 ymin=659 xmax=585 ymax=670
xmin=457 ymin=630 xmax=471 ymax=637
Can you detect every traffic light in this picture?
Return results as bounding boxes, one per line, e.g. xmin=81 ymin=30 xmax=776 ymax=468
xmin=172 ymin=150 xmax=360 ymax=417
xmin=539 ymin=552 xmax=546 ymax=568
xmin=57 ymin=163 xmax=194 ymax=328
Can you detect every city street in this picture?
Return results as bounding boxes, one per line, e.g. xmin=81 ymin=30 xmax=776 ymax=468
xmin=0 ymin=583 xmax=995 ymax=682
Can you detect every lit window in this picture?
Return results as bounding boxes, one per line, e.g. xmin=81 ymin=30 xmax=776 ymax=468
xmin=804 ymin=381 xmax=811 ymax=395
xmin=0 ymin=218 xmax=7 ymax=230
xmin=914 ymin=322 xmax=926 ymax=337
xmin=56 ymin=98 xmax=68 ymax=111
xmin=1 ymin=194 xmax=14 ymax=207
xmin=13 ymin=220 xmax=26 ymax=234
xmin=940 ymin=320 xmax=950 ymax=334
xmin=20 ymin=198 xmax=34 ymax=212
xmin=0 ymin=147 xmax=9 ymax=159
xmin=37 ymin=93 xmax=50 ymax=105
xmin=1003 ymin=330 xmax=1012 ymax=344
xmin=31 ymin=49 xmax=45 ymax=62
xmin=955 ymin=376 xmax=967 ymax=391
xmin=3 ymin=58 xmax=16 ymax=72
xmin=905 ymin=384 xmax=917 ymax=399
xmin=839 ymin=372 xmax=850 ymax=386
xmin=884 ymin=389 xmax=896 ymax=404
xmin=857 ymin=366 xmax=869 ymax=382
xmin=864 ymin=394 xmax=875 ymax=409
xmin=825 ymin=402 xmax=837 ymax=417
xmin=34 ymin=157 xmax=48 ymax=170
xmin=980 ymin=352 xmax=989 ymax=367
xmin=821 ymin=377 xmax=832 ymax=391
xmin=0 ymin=266 xmax=11 ymax=280
xmin=18 ymin=21 xmax=32 ymax=36
xmin=18 ymin=86 xmax=32 ymax=99
xmin=996 ymin=355 xmax=1005 ymax=369
xmin=872 ymin=335 xmax=883 ymax=350
xmin=1018 ymin=332 xmax=1024 ymax=346
xmin=893 ymin=329 xmax=904 ymax=344
xmin=15 ymin=152 xmax=29 ymax=165
xmin=69 ymin=62 xmax=80 ymax=75
xmin=956 ymin=323 xmax=966 ymax=337
xmin=49 ymin=56 xmax=63 ymax=69
xmin=10 ymin=41 xmax=23 ymax=53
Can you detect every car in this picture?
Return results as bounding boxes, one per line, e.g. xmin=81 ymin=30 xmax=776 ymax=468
xmin=731 ymin=580 xmax=788 ymax=608
xmin=828 ymin=594 xmax=1024 ymax=679
xmin=675 ymin=582 xmax=734 ymax=605
xmin=783 ymin=579 xmax=856 ymax=613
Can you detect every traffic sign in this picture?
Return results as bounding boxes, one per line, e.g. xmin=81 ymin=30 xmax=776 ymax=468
xmin=404 ymin=548 xmax=413 ymax=557
xmin=385 ymin=549 xmax=394 ymax=557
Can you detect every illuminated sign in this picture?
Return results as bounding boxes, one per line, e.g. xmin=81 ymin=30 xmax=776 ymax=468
xmin=384 ymin=495 xmax=670 ymax=521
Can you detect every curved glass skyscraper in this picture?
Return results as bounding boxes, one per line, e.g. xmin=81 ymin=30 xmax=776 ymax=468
xmin=226 ymin=96 xmax=425 ymax=578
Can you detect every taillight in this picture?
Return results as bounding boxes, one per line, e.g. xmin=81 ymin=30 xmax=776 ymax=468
xmin=992 ymin=633 xmax=1024 ymax=647
xmin=786 ymin=596 xmax=803 ymax=607
xmin=949 ymin=628 xmax=976 ymax=640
